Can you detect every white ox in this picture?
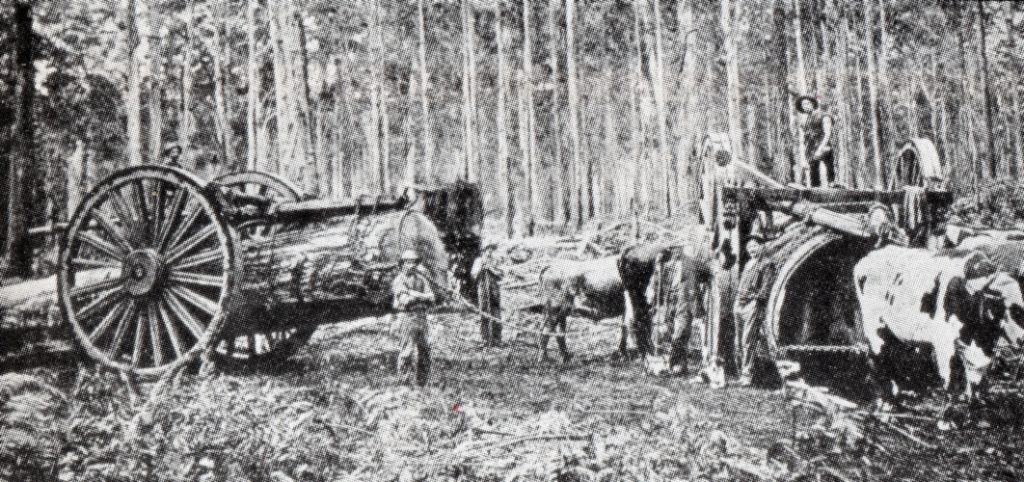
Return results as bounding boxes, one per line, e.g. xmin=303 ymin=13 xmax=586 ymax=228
xmin=854 ymin=246 xmax=1024 ymax=399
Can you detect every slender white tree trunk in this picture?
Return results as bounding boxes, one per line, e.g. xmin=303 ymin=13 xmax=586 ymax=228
xmin=417 ymin=0 xmax=432 ymax=183
xmin=246 ymin=0 xmax=261 ymax=172
xmin=124 ymin=0 xmax=143 ymax=166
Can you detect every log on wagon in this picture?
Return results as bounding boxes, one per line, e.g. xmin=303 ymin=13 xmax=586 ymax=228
xmin=56 ymin=166 xmax=482 ymax=382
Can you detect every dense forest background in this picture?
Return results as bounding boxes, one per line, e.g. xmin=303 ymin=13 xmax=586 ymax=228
xmin=1 ymin=0 xmax=1023 ymax=277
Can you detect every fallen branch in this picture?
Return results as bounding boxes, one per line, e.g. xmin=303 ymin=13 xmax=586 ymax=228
xmin=873 ymin=416 xmax=937 ymax=449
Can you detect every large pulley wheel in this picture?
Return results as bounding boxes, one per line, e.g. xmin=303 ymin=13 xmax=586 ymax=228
xmin=211 ymin=171 xmax=315 ymax=365
xmin=58 ymin=166 xmax=234 ymax=379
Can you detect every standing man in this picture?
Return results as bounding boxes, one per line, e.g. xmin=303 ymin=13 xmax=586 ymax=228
xmin=733 ymin=233 xmax=776 ymax=387
xmin=796 ymin=95 xmax=835 ymax=188
xmin=391 ymin=249 xmax=435 ymax=385
xmin=471 ymin=242 xmax=503 ymax=346
xmin=667 ymin=245 xmax=713 ymax=376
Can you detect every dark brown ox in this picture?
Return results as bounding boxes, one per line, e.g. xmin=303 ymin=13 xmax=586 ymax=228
xmin=535 ymin=257 xmax=629 ymax=362
xmin=617 ymin=243 xmax=683 ymax=358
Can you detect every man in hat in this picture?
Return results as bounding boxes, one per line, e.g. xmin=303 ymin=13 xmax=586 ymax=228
xmin=733 ymin=229 xmax=776 ymax=386
xmin=471 ymin=242 xmax=504 ymax=346
xmin=391 ymin=249 xmax=435 ymax=382
xmin=796 ymin=96 xmax=835 ymax=188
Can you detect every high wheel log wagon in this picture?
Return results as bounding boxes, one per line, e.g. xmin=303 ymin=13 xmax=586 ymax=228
xmin=693 ymin=135 xmax=954 ymax=386
xmin=57 ymin=166 xmax=482 ymax=381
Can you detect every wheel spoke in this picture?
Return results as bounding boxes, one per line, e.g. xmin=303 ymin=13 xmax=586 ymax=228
xmin=88 ymin=301 xmax=127 ymax=342
xmin=171 ymin=248 xmax=223 ymax=271
xmin=148 ymin=302 xmax=165 ymax=367
xmin=71 ymin=258 xmax=122 ymax=270
xmin=90 ymin=206 xmax=133 ymax=253
xmin=164 ymin=201 xmax=203 ymax=254
xmin=131 ymin=307 xmax=146 ymax=367
xmin=167 ymin=270 xmax=224 ymax=289
xmin=77 ymin=231 xmax=128 ymax=262
xmin=165 ymin=225 xmax=217 ymax=265
xmin=156 ymin=299 xmax=185 ymax=358
xmin=106 ymin=299 xmax=137 ymax=359
xmin=70 ymin=277 xmax=123 ymax=299
xmin=128 ymin=180 xmax=152 ymax=247
xmin=163 ymin=290 xmax=208 ymax=340
xmin=156 ymin=185 xmax=188 ymax=252
xmin=108 ymin=189 xmax=141 ymax=247
xmin=168 ymin=285 xmax=219 ymax=316
xmin=150 ymin=181 xmax=167 ymax=249
xmin=75 ymin=286 xmax=125 ymax=322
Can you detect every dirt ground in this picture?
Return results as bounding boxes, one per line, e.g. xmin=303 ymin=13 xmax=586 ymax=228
xmin=3 ymin=308 xmax=1024 ymax=481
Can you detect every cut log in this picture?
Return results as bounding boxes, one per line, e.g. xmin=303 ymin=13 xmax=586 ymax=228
xmin=233 ymin=210 xmax=448 ymax=326
xmin=1 ymin=269 xmax=116 ymax=330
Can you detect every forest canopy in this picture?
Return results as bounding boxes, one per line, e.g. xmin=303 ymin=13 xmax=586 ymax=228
xmin=0 ymin=0 xmax=1022 ymax=255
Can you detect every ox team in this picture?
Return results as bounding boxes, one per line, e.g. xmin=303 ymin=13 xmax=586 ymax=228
xmin=389 ymin=97 xmax=1024 ymax=408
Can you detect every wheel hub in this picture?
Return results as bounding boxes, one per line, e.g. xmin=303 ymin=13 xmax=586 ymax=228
xmin=123 ymin=249 xmax=165 ymax=296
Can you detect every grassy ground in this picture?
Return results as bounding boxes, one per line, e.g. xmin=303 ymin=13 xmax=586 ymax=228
xmin=4 ymin=309 xmax=1023 ymax=482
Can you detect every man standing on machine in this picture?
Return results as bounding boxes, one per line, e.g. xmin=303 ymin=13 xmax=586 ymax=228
xmin=797 ymin=96 xmax=836 ymax=188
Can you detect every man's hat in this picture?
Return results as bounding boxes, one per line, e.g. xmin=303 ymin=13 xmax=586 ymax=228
xmin=795 ymin=95 xmax=819 ymax=114
xmin=400 ymin=249 xmax=421 ymax=262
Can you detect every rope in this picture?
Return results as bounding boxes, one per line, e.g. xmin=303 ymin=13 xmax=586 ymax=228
xmin=423 ymin=275 xmax=627 ymax=340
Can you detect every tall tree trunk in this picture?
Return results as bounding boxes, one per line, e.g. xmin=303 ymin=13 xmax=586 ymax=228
xmin=652 ymin=0 xmax=670 ymax=217
xmin=380 ymin=89 xmax=391 ymax=194
xmin=977 ymin=0 xmax=997 ymax=178
xmin=630 ymin=1 xmax=644 ymax=214
xmin=547 ymin=0 xmax=567 ymax=225
xmin=720 ymin=0 xmax=744 ymax=176
xmin=837 ymin=10 xmax=856 ymax=188
xmin=566 ymin=0 xmax=583 ymax=228
xmin=854 ymin=39 xmax=868 ymax=186
xmin=2 ymin=1 xmax=35 ymax=278
xmin=675 ymin=0 xmax=699 ymax=217
xmin=865 ymin=0 xmax=883 ymax=188
xmin=333 ymin=52 xmax=354 ymax=199
xmin=213 ymin=17 xmax=233 ymax=172
xmin=148 ymin=3 xmax=164 ymax=164
xmin=178 ymin=1 xmax=197 ymax=168
xmin=462 ymin=0 xmax=479 ymax=182
xmin=496 ymin=4 xmax=514 ymax=238
xmin=246 ymin=0 xmax=262 ymax=172
xmin=403 ymin=70 xmax=417 ymax=188
xmin=416 ymin=0 xmax=433 ymax=183
xmin=294 ymin=11 xmax=321 ymax=196
xmin=516 ymin=77 xmax=532 ymax=236
xmin=604 ymin=69 xmax=618 ymax=217
xmin=124 ymin=0 xmax=143 ymax=166
xmin=792 ymin=0 xmax=809 ymax=184
xmin=270 ymin=1 xmax=291 ymax=177
xmin=523 ymin=0 xmax=538 ymax=235
xmin=768 ymin=0 xmax=791 ymax=184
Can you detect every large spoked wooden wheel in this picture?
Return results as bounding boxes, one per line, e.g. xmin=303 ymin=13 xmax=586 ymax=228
xmin=214 ymin=171 xmax=303 ymax=239
xmin=58 ymin=166 xmax=234 ymax=379
xmin=212 ymin=171 xmax=315 ymax=366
